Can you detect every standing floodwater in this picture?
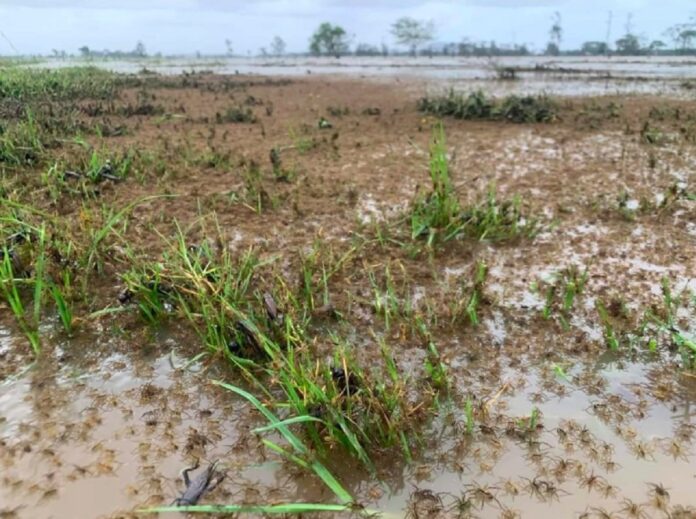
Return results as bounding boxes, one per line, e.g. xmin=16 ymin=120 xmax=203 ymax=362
xmin=1 ymin=56 xmax=695 ymax=518
xmin=35 ymin=55 xmax=696 ymax=97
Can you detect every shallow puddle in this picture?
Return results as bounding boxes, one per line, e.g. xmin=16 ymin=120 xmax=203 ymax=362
xmin=2 ymin=319 xmax=696 ymax=518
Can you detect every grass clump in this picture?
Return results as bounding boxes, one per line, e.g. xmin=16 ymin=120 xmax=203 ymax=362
xmin=592 ymin=278 xmax=695 ymax=365
xmin=410 ymin=125 xmax=539 ymax=245
xmin=418 ymin=90 xmax=494 ymax=120
xmin=497 ymin=94 xmax=557 ymax=123
xmin=418 ymin=89 xmax=557 ymax=124
xmin=119 ymin=222 xmax=443 ymax=469
xmin=458 ymin=188 xmax=539 ymax=241
xmin=0 ymin=223 xmax=50 ymax=354
xmin=0 ymin=245 xmax=41 ymax=354
xmin=410 ymin=124 xmax=461 ymax=245
xmin=539 ymin=264 xmax=589 ymax=328
xmin=450 ymin=260 xmax=488 ymax=326
xmin=0 ymin=111 xmax=44 ymax=166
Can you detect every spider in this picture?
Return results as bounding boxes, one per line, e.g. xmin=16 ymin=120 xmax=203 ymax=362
xmin=647 ymin=482 xmax=669 ymax=499
xmin=600 ymin=482 xmax=618 ymax=499
xmin=631 ymin=440 xmax=654 ymax=460
xmin=499 ymin=507 xmax=521 ymax=519
xmin=463 ymin=482 xmax=501 ymax=510
xmin=445 ymin=493 xmax=473 ymax=518
xmin=500 ymin=478 xmax=520 ymax=497
xmin=578 ymin=470 xmax=608 ymax=493
xmin=406 ymin=487 xmax=443 ymax=519
xmin=647 ymin=482 xmax=670 ymax=511
xmin=522 ymin=476 xmax=566 ymax=501
xmin=619 ymin=498 xmax=650 ymax=519
xmin=590 ymin=507 xmax=621 ymax=519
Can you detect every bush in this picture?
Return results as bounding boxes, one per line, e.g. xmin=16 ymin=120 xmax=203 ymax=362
xmin=497 ymin=94 xmax=556 ymax=123
xmin=418 ymin=90 xmax=557 ymax=123
xmin=215 ymin=105 xmax=257 ymax=124
xmin=417 ymin=90 xmax=494 ymax=120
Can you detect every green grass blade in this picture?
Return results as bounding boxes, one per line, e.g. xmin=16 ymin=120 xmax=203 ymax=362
xmin=213 ymin=380 xmax=354 ymax=504
xmin=142 ymin=503 xmax=353 ymax=514
xmin=32 ymin=224 xmax=46 ymax=326
xmin=261 ymin=438 xmax=311 ymax=470
xmin=85 ymin=194 xmax=175 ymax=271
xmin=253 ymin=415 xmax=325 ymax=434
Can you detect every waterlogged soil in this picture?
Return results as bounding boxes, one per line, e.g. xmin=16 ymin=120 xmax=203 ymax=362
xmin=1 ymin=73 xmax=696 ymax=518
xmin=42 ymin=55 xmax=696 ymax=97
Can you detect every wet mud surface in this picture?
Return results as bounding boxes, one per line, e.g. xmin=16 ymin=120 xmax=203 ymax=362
xmin=1 ymin=71 xmax=695 ymax=518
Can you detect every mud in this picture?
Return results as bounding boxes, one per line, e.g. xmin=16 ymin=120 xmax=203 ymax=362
xmin=1 ymin=70 xmax=695 ymax=518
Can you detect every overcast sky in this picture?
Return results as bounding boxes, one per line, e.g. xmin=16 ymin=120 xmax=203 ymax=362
xmin=0 ymin=0 xmax=693 ymax=56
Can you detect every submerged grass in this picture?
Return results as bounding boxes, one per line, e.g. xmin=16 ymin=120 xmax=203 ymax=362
xmin=593 ymin=277 xmax=696 ymax=365
xmin=50 ymin=281 xmax=73 ymax=334
xmin=451 ymin=260 xmax=488 ymax=326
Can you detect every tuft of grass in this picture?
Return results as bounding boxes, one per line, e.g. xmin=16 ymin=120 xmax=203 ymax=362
xmin=31 ymin=225 xmax=47 ymax=329
xmin=288 ymin=127 xmax=315 ymax=154
xmin=367 ymin=264 xmax=404 ymax=331
xmin=410 ymin=126 xmax=539 ymax=246
xmin=0 ymin=110 xmax=44 ymax=166
xmin=410 ymin=124 xmax=461 ymax=245
xmin=0 ymin=66 xmax=118 ymax=103
xmin=50 ymin=281 xmax=73 ymax=334
xmin=643 ymin=277 xmax=696 ymax=367
xmin=528 ymin=407 xmax=541 ymax=432
xmin=451 ymin=260 xmax=488 ymax=326
xmin=540 ymin=265 xmax=589 ymax=327
xmin=0 ymin=244 xmax=41 ymax=355
xmin=120 ymin=221 xmax=440 ymax=468
xmin=464 ymin=396 xmax=475 ymax=435
xmin=83 ymin=194 xmax=173 ymax=275
xmin=596 ymin=300 xmax=620 ymax=351
xmin=497 ymin=94 xmax=557 ymax=123
xmin=455 ymin=187 xmax=540 ymax=242
xmin=424 ymin=341 xmax=450 ymax=394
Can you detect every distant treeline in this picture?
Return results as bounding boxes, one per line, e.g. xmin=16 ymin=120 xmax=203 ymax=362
xmin=24 ymin=14 xmax=696 ymax=59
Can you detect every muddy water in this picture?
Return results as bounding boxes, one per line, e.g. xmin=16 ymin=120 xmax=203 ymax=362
xmin=3 ymin=316 xmax=696 ymax=517
xmin=383 ymin=357 xmax=696 ymax=517
xmin=37 ymin=56 xmax=696 ymax=97
xmin=0 ymin=329 xmax=261 ymax=518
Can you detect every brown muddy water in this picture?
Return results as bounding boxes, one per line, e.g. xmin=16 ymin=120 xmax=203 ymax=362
xmin=0 ymin=326 xmax=340 ymax=518
xmin=1 ymin=70 xmax=696 ymax=518
xmin=3 ymin=317 xmax=696 ymax=518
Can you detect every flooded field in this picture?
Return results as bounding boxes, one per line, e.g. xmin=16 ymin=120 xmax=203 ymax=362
xmin=0 ymin=64 xmax=695 ymax=518
xmin=39 ymin=55 xmax=696 ymax=97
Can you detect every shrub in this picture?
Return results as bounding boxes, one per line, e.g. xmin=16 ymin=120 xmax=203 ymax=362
xmin=418 ymin=90 xmax=557 ymax=123
xmin=216 ymin=105 xmax=257 ymax=124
